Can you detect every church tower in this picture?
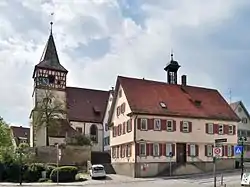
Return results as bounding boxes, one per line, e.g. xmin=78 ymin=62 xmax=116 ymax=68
xmin=30 ymin=22 xmax=68 ymax=147
xmin=164 ymin=53 xmax=180 ymax=84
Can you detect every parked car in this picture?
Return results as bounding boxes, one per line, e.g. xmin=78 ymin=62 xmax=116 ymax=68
xmin=89 ymin=164 xmax=106 ymax=179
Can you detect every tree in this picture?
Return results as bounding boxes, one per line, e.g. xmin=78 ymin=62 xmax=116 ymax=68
xmin=33 ymin=90 xmax=66 ymax=146
xmin=0 ymin=117 xmax=14 ymax=163
xmin=66 ymin=134 xmax=92 ymax=146
xmin=0 ymin=117 xmax=13 ymax=147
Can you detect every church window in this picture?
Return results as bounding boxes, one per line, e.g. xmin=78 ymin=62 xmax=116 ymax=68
xmin=90 ymin=124 xmax=98 ymax=143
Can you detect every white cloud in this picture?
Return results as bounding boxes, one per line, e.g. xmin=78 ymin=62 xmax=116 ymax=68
xmin=0 ymin=0 xmax=249 ymax=125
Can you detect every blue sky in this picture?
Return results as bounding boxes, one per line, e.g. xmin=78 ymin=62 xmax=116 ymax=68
xmin=0 ymin=0 xmax=250 ymax=126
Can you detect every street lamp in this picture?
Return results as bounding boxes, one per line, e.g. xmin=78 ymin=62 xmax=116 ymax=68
xmin=238 ymin=136 xmax=247 ymax=179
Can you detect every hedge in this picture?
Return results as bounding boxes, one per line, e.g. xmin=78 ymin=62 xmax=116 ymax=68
xmin=50 ymin=166 xmax=78 ymax=182
xmin=0 ymin=163 xmax=56 ymax=182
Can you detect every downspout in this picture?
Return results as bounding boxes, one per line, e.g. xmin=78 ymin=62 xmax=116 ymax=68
xmin=134 ymin=115 xmax=138 ymax=178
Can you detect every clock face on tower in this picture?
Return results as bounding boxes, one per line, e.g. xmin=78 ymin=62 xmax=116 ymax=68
xmin=38 ymin=77 xmax=49 ymax=85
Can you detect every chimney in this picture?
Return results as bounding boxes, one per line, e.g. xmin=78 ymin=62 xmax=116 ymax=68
xmin=181 ymin=75 xmax=187 ymax=86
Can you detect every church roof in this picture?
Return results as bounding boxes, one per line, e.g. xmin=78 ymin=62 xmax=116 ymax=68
xmin=33 ymin=33 xmax=67 ymax=77
xmin=109 ymin=76 xmax=240 ymax=122
xmin=230 ymin=101 xmax=250 ymax=120
xmin=66 ymin=87 xmax=110 ymax=123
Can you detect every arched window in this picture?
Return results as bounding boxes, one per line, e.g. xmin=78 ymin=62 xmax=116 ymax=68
xmin=90 ymin=124 xmax=98 ymax=143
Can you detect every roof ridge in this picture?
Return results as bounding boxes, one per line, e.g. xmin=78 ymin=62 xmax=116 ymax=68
xmin=118 ymin=75 xmax=217 ymax=91
xmin=66 ymin=86 xmax=109 ymax=93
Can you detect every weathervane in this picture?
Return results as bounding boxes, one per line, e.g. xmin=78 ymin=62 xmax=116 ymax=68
xmin=50 ymin=12 xmax=54 ymax=34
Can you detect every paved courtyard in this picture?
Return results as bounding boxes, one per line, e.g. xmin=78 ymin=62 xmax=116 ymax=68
xmin=0 ymin=172 xmax=241 ymax=187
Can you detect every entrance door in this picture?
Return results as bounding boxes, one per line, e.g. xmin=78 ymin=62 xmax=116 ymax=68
xmin=176 ymin=143 xmax=187 ymax=163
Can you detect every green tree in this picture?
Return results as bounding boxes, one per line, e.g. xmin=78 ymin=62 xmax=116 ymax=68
xmin=33 ymin=90 xmax=66 ymax=146
xmin=0 ymin=117 xmax=14 ymax=163
xmin=0 ymin=117 xmax=13 ymax=147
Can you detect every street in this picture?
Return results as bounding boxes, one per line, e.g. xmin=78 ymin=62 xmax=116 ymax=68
xmin=0 ymin=171 xmax=241 ymax=187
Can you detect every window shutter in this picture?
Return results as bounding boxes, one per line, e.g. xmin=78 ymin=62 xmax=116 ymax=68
xmin=137 ymin=118 xmax=141 ymax=129
xmin=224 ymin=124 xmax=229 ymax=134
xmin=205 ymin=145 xmax=208 ymax=156
xmin=126 ymin=120 xmax=129 ymax=133
xmin=231 ymin=145 xmax=234 ymax=156
xmin=162 ymin=144 xmax=166 ymax=156
xmin=172 ymin=144 xmax=175 ymax=156
xmin=221 ymin=146 xmax=224 ymax=157
xmin=161 ymin=119 xmax=166 ymax=130
xmin=146 ymin=143 xmax=150 ymax=156
xmin=224 ymin=145 xmax=228 ymax=157
xmin=205 ymin=124 xmax=209 ymax=134
xmin=189 ymin=122 xmax=192 ymax=132
xmin=135 ymin=143 xmax=139 ymax=156
xmin=150 ymin=143 xmax=153 ymax=156
xmin=195 ymin=145 xmax=199 ymax=156
xmin=233 ymin=125 xmax=236 ymax=135
xmin=213 ymin=124 xmax=218 ymax=134
xmin=149 ymin=119 xmax=154 ymax=130
xmin=173 ymin=121 xmax=176 ymax=131
xmin=180 ymin=121 xmax=183 ymax=132
xmin=159 ymin=144 xmax=163 ymax=156
xmin=187 ymin=144 xmax=190 ymax=156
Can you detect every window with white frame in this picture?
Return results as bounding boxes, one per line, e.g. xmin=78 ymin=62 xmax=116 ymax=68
xmin=127 ymin=120 xmax=132 ymax=132
xmin=190 ymin=144 xmax=196 ymax=156
xmin=228 ymin=125 xmax=233 ymax=135
xmin=218 ymin=124 xmax=224 ymax=134
xmin=206 ymin=145 xmax=213 ymax=157
xmin=208 ymin=123 xmax=213 ymax=134
xmin=141 ymin=119 xmax=148 ymax=130
xmin=112 ymin=147 xmax=116 ymax=158
xmin=167 ymin=120 xmax=173 ymax=131
xmin=166 ymin=144 xmax=172 ymax=157
xmin=154 ymin=119 xmax=161 ymax=130
xmin=182 ymin=121 xmax=189 ymax=132
xmin=153 ymin=143 xmax=160 ymax=156
xmin=139 ymin=143 xmax=146 ymax=156
xmin=227 ymin=145 xmax=232 ymax=157
xmin=127 ymin=144 xmax=131 ymax=157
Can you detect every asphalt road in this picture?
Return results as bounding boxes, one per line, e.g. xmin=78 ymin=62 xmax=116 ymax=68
xmin=0 ymin=171 xmax=242 ymax=187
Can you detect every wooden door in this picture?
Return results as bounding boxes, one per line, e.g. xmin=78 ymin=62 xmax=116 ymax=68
xmin=176 ymin=143 xmax=186 ymax=163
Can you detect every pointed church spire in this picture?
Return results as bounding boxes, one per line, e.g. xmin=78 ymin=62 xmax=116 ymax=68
xmin=35 ymin=21 xmax=68 ymax=74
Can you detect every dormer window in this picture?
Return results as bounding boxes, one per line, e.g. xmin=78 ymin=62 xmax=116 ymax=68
xmin=159 ymin=102 xmax=167 ymax=108
xmin=194 ymin=100 xmax=202 ymax=106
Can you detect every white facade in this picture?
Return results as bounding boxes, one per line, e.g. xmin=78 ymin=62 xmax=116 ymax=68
xmin=103 ymin=92 xmax=113 ymax=152
xmin=230 ymin=101 xmax=250 ymax=155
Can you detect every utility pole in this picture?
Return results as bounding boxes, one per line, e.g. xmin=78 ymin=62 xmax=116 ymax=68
xmin=239 ymin=136 xmax=247 ymax=179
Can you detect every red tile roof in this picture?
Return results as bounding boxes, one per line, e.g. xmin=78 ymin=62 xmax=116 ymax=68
xmin=47 ymin=119 xmax=77 ymax=138
xmin=66 ymin=87 xmax=109 ymax=123
xmin=10 ymin=126 xmax=30 ymax=141
xmin=111 ymin=76 xmax=239 ymax=122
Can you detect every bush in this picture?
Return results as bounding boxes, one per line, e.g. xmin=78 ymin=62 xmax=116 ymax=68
xmin=45 ymin=165 xmax=56 ymax=178
xmin=50 ymin=166 xmax=78 ymax=182
xmin=2 ymin=163 xmax=20 ymax=182
xmin=23 ymin=163 xmax=46 ymax=182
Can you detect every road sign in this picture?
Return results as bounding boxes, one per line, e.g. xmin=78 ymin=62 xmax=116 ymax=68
xmin=213 ymin=147 xmax=222 ymax=157
xmin=215 ymin=138 xmax=227 ymax=143
xmin=241 ymin=173 xmax=250 ymax=185
xmin=234 ymin=145 xmax=243 ymax=155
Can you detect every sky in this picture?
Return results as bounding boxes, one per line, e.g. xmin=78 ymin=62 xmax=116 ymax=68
xmin=0 ymin=0 xmax=250 ymax=127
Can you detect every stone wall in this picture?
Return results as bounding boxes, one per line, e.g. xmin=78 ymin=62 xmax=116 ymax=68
xmin=34 ymin=145 xmax=91 ymax=166
xmin=113 ymin=159 xmax=236 ymax=178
